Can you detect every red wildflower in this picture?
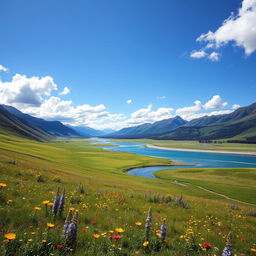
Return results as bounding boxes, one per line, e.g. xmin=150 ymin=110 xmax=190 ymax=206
xmin=203 ymin=242 xmax=212 ymax=249
xmin=82 ymin=228 xmax=87 ymax=233
xmin=114 ymin=234 xmax=121 ymax=240
xmin=56 ymin=244 xmax=63 ymax=248
xmin=91 ymin=221 xmax=97 ymax=224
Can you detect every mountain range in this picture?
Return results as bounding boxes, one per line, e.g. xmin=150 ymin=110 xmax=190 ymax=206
xmin=0 ymin=103 xmax=255 ymax=143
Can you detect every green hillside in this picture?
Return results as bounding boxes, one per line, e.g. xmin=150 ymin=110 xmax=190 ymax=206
xmin=0 ymin=106 xmax=52 ymax=141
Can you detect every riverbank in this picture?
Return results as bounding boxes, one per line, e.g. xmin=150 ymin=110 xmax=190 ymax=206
xmin=146 ymin=144 xmax=256 ymax=156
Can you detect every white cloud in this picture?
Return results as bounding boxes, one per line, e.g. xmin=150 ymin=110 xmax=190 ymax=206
xmin=204 ymin=95 xmax=228 ymax=109
xmin=126 ymin=99 xmax=132 ymax=104
xmin=208 ymin=52 xmax=220 ymax=61
xmin=0 ymin=74 xmax=57 ymax=107
xmin=232 ymin=104 xmax=241 ymax=109
xmin=0 ymin=64 xmax=8 ymax=72
xmin=157 ymin=96 xmax=167 ymax=100
xmin=176 ymin=100 xmax=203 ymax=119
xmin=176 ymin=95 xmax=229 ymax=120
xmin=59 ymin=86 xmax=70 ymax=95
xmin=190 ymin=50 xmax=207 ymax=59
xmin=195 ymin=0 xmax=256 ymax=57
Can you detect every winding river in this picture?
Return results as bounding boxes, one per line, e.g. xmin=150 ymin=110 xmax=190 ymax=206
xmin=89 ymin=138 xmax=256 ymax=179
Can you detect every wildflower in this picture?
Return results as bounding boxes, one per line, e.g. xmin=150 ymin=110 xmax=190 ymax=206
xmin=82 ymin=228 xmax=87 ymax=233
xmin=34 ymin=207 xmax=41 ymax=211
xmin=145 ymin=207 xmax=152 ymax=241
xmin=115 ymin=228 xmax=124 ymax=233
xmin=47 ymin=223 xmax=55 ymax=228
xmin=93 ymin=234 xmax=100 ymax=239
xmin=222 ymin=232 xmax=233 ymax=256
xmin=42 ymin=240 xmax=47 ymax=243
xmin=160 ymin=219 xmax=167 ymax=241
xmin=114 ymin=234 xmax=121 ymax=240
xmin=52 ymin=188 xmax=60 ymax=216
xmin=7 ymin=200 xmax=13 ymax=204
xmin=63 ymin=210 xmax=73 ymax=234
xmin=3 ymin=240 xmax=9 ymax=243
xmin=135 ymin=222 xmax=142 ymax=226
xmin=203 ymin=242 xmax=212 ymax=250
xmin=56 ymin=244 xmax=63 ymax=248
xmin=59 ymin=189 xmax=65 ymax=216
xmin=42 ymin=200 xmax=50 ymax=205
xmin=90 ymin=220 xmax=96 ymax=224
xmin=66 ymin=210 xmax=78 ymax=243
xmin=250 ymin=248 xmax=256 ymax=252
xmin=4 ymin=233 xmax=16 ymax=240
xmin=69 ymin=207 xmax=75 ymax=211
xmin=28 ymin=239 xmax=33 ymax=242
xmin=0 ymin=183 xmax=7 ymax=188
xmin=143 ymin=241 xmax=149 ymax=247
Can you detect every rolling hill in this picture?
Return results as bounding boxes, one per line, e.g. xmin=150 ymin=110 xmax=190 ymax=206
xmin=0 ymin=106 xmax=52 ymax=141
xmin=1 ymin=105 xmax=82 ymax=138
xmin=154 ymin=102 xmax=256 ymax=142
xmin=104 ymin=116 xmax=187 ymax=138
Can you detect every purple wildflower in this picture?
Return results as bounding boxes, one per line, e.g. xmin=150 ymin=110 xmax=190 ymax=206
xmin=160 ymin=219 xmax=167 ymax=241
xmin=63 ymin=210 xmax=73 ymax=234
xmin=52 ymin=187 xmax=60 ymax=216
xmin=66 ymin=211 xmax=78 ymax=243
xmin=222 ymin=232 xmax=233 ymax=256
xmin=145 ymin=207 xmax=152 ymax=241
xmin=59 ymin=189 xmax=65 ymax=216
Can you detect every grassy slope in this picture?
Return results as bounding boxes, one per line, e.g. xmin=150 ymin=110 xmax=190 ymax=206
xmin=0 ymin=134 xmax=256 ymax=255
xmin=155 ymin=168 xmax=256 ymax=205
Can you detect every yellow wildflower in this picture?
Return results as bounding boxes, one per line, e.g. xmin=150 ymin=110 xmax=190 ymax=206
xmin=34 ymin=207 xmax=41 ymax=211
xmin=3 ymin=239 xmax=9 ymax=243
xmin=143 ymin=241 xmax=149 ymax=247
xmin=47 ymin=202 xmax=53 ymax=206
xmin=47 ymin=223 xmax=55 ymax=228
xmin=7 ymin=200 xmax=13 ymax=204
xmin=28 ymin=239 xmax=33 ymax=242
xmin=115 ymin=228 xmax=124 ymax=233
xmin=42 ymin=240 xmax=47 ymax=243
xmin=251 ymin=248 xmax=256 ymax=252
xmin=0 ymin=183 xmax=7 ymax=188
xmin=4 ymin=233 xmax=16 ymax=240
xmin=135 ymin=222 xmax=142 ymax=226
xmin=93 ymin=234 xmax=100 ymax=239
xmin=42 ymin=200 xmax=50 ymax=205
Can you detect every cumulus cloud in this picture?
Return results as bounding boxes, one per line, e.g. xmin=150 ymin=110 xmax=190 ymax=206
xmin=0 ymin=64 xmax=8 ymax=72
xmin=232 ymin=104 xmax=241 ymax=109
xmin=176 ymin=95 xmax=230 ymax=120
xmin=126 ymin=99 xmax=132 ymax=104
xmin=190 ymin=50 xmax=207 ymax=59
xmin=0 ymin=74 xmax=57 ymax=107
xmin=192 ymin=0 xmax=256 ymax=59
xmin=203 ymin=95 xmax=228 ymax=109
xmin=208 ymin=52 xmax=220 ymax=61
xmin=59 ymin=86 xmax=70 ymax=95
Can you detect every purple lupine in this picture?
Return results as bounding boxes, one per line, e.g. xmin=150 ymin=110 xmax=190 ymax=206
xmin=160 ymin=219 xmax=167 ymax=241
xmin=145 ymin=207 xmax=152 ymax=241
xmin=63 ymin=209 xmax=73 ymax=234
xmin=52 ymin=187 xmax=60 ymax=216
xmin=222 ymin=232 xmax=233 ymax=256
xmin=66 ymin=211 xmax=78 ymax=243
xmin=59 ymin=189 xmax=65 ymax=216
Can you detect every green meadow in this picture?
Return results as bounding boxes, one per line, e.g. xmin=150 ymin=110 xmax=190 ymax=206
xmin=0 ymin=134 xmax=256 ymax=255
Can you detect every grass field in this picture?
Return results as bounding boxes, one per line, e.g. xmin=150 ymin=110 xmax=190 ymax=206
xmin=0 ymin=134 xmax=256 ymax=255
xmin=110 ymin=139 xmax=256 ymax=153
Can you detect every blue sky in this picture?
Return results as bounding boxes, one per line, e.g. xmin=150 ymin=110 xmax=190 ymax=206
xmin=0 ymin=0 xmax=256 ymax=130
